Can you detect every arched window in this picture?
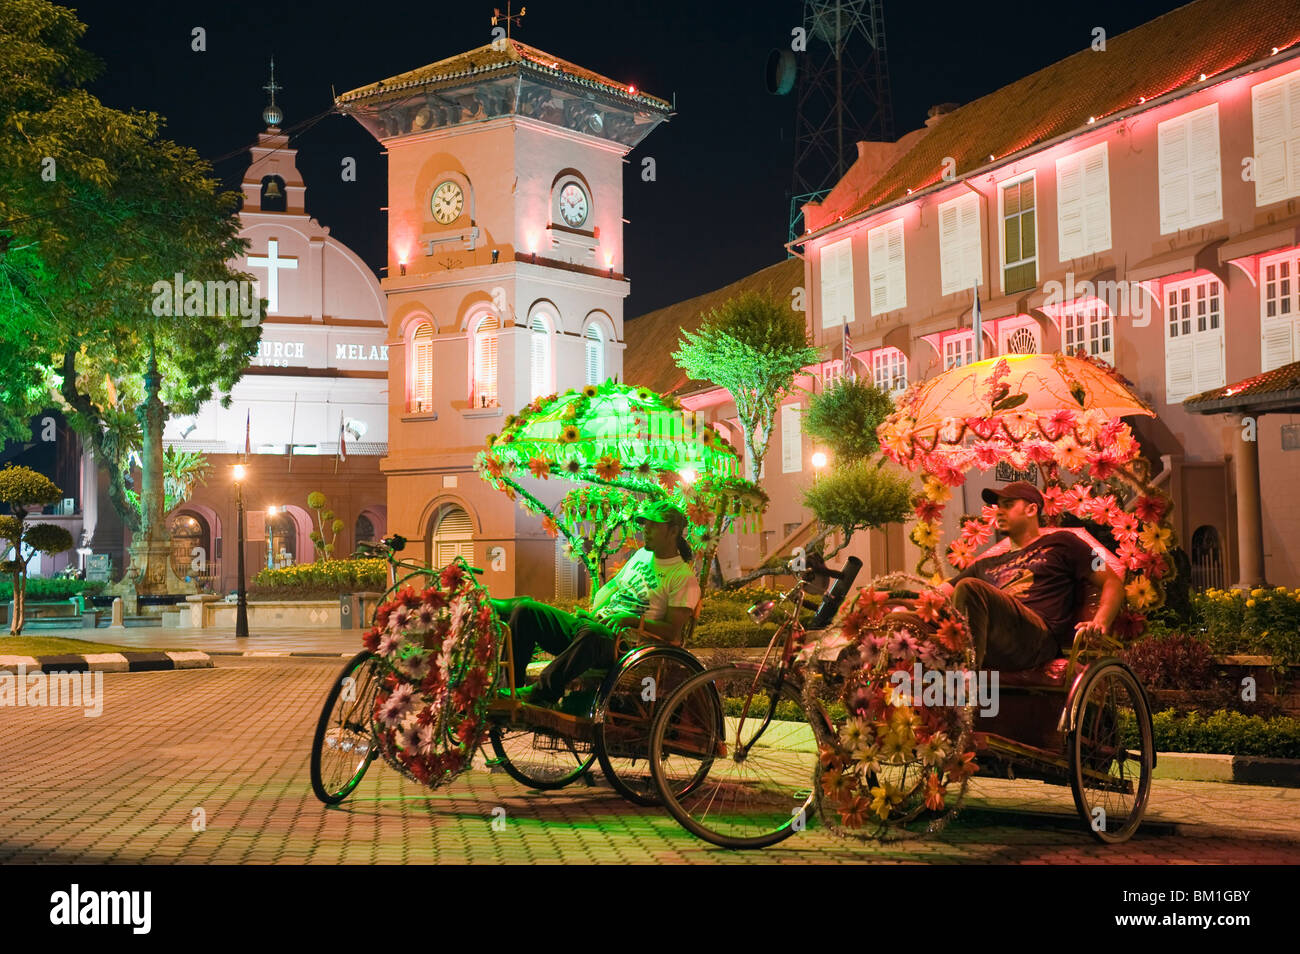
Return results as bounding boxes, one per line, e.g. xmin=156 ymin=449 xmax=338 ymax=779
xmin=168 ymin=513 xmax=209 ymax=581
xmin=260 ymin=175 xmax=286 ymax=213
xmin=354 ymin=514 xmax=376 ymax=547
xmin=530 ymin=315 xmax=552 ymax=398
xmin=472 ymin=315 xmax=499 ymax=407
xmin=585 ymin=323 xmax=604 ymax=385
xmin=411 ymin=322 xmax=434 ymax=412
xmin=267 ymin=510 xmax=297 ymax=568
xmin=555 ymin=535 xmax=580 ymax=600
xmin=999 ymin=317 xmax=1041 ymax=355
xmin=431 ymin=505 xmax=473 ymax=566
xmin=1190 ymin=525 xmax=1224 ymax=591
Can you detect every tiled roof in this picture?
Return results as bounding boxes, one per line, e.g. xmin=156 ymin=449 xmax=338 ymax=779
xmin=1184 ymin=360 xmax=1300 ymax=412
xmin=813 ymin=0 xmax=1300 ymax=231
xmin=336 ymin=39 xmax=671 ymax=111
xmin=624 ymin=258 xmax=805 ymax=396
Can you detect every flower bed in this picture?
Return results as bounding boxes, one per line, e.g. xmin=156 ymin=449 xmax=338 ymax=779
xmin=1194 ymin=587 xmax=1300 ymax=664
xmin=249 ymin=559 xmax=387 ymax=600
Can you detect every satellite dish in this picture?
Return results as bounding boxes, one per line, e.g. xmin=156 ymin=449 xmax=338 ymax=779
xmin=765 ymin=48 xmax=796 ymax=95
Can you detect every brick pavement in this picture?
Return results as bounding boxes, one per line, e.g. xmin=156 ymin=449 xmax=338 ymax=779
xmin=1 ymin=656 xmax=1297 ymax=865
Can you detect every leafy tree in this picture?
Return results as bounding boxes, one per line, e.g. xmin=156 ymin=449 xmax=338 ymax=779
xmin=125 ymin=446 xmax=211 ymax=518
xmin=802 ymin=377 xmax=896 ymax=462
xmin=0 ymin=0 xmax=261 ymax=576
xmin=672 ymin=289 xmax=819 ymax=481
xmin=0 ymin=464 xmax=73 ymax=633
xmin=800 ymin=458 xmax=913 ymax=553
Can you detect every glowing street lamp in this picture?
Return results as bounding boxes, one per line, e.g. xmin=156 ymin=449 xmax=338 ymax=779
xmin=232 ymin=464 xmax=249 ymax=638
xmin=811 ymin=451 xmax=828 ymax=469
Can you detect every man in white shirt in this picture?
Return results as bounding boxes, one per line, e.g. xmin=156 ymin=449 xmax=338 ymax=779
xmin=496 ymin=500 xmax=701 ymax=707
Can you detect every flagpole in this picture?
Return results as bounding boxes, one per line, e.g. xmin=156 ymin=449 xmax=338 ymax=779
xmin=334 ymin=411 xmax=341 ymax=475
xmin=287 ymin=393 xmax=297 ymax=473
xmin=972 ymin=284 xmax=983 ymax=362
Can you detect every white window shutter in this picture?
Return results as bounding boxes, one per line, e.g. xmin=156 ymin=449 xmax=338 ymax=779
xmin=868 ymin=227 xmax=888 ymax=314
xmin=1082 ymin=145 xmax=1112 ymax=254
xmin=1192 ymin=329 xmax=1225 ymax=395
xmin=1165 ymin=335 xmax=1196 ymax=403
xmin=412 ymin=324 xmax=434 ymax=410
xmin=781 ymin=403 xmax=802 ymax=473
xmin=1253 ymin=77 xmax=1291 ymax=206
xmin=886 ymin=222 xmax=906 ymax=311
xmin=585 ymin=325 xmax=603 ymax=385
xmin=1262 ymin=315 xmax=1296 ymax=371
xmin=1159 ymin=114 xmax=1191 ymax=233
xmin=1188 ymin=106 xmax=1223 ymax=226
xmin=820 ymin=237 xmax=854 ymax=328
xmin=960 ymin=196 xmax=982 ymax=290
xmin=1057 ymin=154 xmax=1085 ymax=261
xmin=555 ymin=536 xmax=579 ymax=599
xmin=474 ymin=316 xmax=499 ymax=405
xmin=939 ymin=202 xmax=960 ymax=295
xmin=530 ymin=317 xmax=549 ymax=398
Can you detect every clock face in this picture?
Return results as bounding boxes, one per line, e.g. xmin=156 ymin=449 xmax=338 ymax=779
xmin=558 ymin=182 xmax=589 ymax=228
xmin=431 ymin=180 xmax=464 ymax=225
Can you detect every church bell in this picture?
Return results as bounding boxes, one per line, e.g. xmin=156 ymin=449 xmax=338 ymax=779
xmin=263 ymin=178 xmax=283 ymax=200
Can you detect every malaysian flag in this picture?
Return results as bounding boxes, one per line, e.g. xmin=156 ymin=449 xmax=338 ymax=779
xmin=338 ymin=414 xmax=348 ymax=463
xmin=842 ymin=322 xmax=856 ymax=382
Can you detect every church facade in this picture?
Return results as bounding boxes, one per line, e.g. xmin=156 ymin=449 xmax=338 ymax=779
xmin=337 ymin=40 xmax=670 ymax=598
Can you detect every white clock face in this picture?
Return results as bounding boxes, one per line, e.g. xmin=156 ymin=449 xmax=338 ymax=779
xmin=559 ymin=182 xmax=589 ymax=228
xmin=431 ymin=180 xmax=464 ymax=225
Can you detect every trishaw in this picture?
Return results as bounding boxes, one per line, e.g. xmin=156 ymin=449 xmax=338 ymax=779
xmin=310 ymin=382 xmax=767 ymax=808
xmin=647 ymin=353 xmax=1167 ymax=848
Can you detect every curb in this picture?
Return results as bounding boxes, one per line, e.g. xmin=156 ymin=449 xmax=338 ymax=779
xmin=1154 ymin=751 xmax=1300 ymax=788
xmin=0 ymin=651 xmax=212 ymax=673
xmin=205 ymin=651 xmax=354 ymax=658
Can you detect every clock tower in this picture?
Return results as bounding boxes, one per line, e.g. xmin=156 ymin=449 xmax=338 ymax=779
xmin=337 ymin=39 xmax=670 ymax=597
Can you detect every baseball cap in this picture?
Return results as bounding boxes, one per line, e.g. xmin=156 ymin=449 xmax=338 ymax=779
xmin=637 ymin=500 xmax=686 ymax=525
xmin=981 ymin=481 xmax=1045 ymax=511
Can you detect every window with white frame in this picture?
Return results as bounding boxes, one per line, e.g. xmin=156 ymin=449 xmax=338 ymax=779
xmin=584 ymin=323 xmax=605 ymax=385
xmin=410 ymin=322 xmax=434 ymax=412
xmin=1164 ymin=276 xmax=1225 ymax=403
xmin=999 ymin=317 xmax=1041 ymax=354
xmin=1158 ymin=103 xmax=1222 ymax=233
xmin=1000 ymin=174 xmax=1036 ymax=293
xmin=1057 ymin=142 xmax=1111 ymax=261
xmin=781 ymin=403 xmax=802 ymax=473
xmin=1262 ymin=249 xmax=1300 ymax=370
xmin=555 ymin=536 xmax=580 ymax=600
xmin=868 ymin=220 xmax=906 ymax=314
xmin=432 ymin=505 xmax=473 ymax=566
xmin=472 ymin=314 xmax=499 ymax=407
xmin=1061 ymin=299 xmax=1114 ymax=365
xmin=820 ymin=236 xmax=855 ymax=328
xmin=1252 ymin=69 xmax=1300 ymax=206
xmin=872 ymin=347 xmax=908 ymax=394
xmin=943 ymin=331 xmax=975 ymax=369
xmin=939 ymin=193 xmax=982 ymax=295
xmin=529 ymin=314 xmax=552 ymax=398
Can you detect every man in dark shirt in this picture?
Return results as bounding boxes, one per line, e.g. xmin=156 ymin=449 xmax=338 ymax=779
xmin=937 ymin=482 xmax=1124 ymax=671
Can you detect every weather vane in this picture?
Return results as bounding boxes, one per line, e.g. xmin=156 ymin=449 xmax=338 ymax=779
xmin=491 ymin=3 xmax=526 ymax=39
xmin=264 ymin=55 xmax=282 ymax=106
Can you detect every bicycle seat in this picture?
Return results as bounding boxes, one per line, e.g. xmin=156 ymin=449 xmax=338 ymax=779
xmin=998 ymin=656 xmax=1070 ymax=688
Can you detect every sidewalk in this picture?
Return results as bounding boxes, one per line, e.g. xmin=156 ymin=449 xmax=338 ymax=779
xmin=31 ymin=622 xmax=364 ymax=656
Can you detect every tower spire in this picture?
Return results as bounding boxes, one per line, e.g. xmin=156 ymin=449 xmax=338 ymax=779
xmin=263 ymin=56 xmax=284 ymax=129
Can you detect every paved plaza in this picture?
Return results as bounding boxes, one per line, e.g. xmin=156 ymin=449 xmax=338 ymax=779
xmin=1 ymin=655 xmax=1298 ymax=864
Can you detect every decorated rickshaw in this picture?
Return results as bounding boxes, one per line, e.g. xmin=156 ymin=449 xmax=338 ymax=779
xmin=647 ymin=352 xmax=1167 ymax=846
xmin=309 ymin=381 xmax=766 ymax=808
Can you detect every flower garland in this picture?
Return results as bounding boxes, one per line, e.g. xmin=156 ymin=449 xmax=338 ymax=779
xmin=361 ymin=559 xmax=500 ymax=788
xmin=800 ymin=573 xmax=977 ymax=839
xmin=879 ymin=354 xmax=1178 ymax=636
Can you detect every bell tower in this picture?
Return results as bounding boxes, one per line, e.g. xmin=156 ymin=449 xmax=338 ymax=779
xmin=337 ymin=39 xmax=670 ymax=596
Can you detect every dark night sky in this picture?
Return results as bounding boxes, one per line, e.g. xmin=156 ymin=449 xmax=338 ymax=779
xmin=67 ymin=0 xmax=1192 ymax=317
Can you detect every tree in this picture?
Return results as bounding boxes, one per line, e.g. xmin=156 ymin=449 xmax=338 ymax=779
xmin=802 ymin=377 xmax=897 ymax=462
xmin=0 ymin=465 xmax=73 ymax=634
xmin=0 ymin=0 xmax=261 ymax=591
xmin=672 ymin=289 xmax=819 ymax=481
xmin=307 ymin=492 xmax=345 ymax=561
xmin=800 ymin=458 xmax=914 ymax=552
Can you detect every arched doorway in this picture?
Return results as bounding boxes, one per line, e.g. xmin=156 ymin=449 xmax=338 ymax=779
xmin=1191 ymin=525 xmax=1225 ymax=590
xmin=429 ymin=504 xmax=474 ymax=567
xmin=354 ymin=513 xmax=376 ymax=548
xmin=267 ymin=508 xmax=298 ymax=569
xmin=168 ymin=512 xmax=210 ymax=582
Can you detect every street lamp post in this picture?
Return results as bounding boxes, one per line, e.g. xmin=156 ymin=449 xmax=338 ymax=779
xmin=233 ymin=464 xmax=249 ymax=638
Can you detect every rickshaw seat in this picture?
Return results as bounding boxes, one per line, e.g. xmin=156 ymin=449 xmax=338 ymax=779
xmin=994 ymin=577 xmax=1103 ymax=688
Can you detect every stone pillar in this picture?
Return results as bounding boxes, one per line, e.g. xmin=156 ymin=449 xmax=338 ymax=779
xmin=1233 ymin=424 xmax=1269 ymax=589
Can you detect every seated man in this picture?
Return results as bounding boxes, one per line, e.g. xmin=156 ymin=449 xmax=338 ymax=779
xmin=936 ymin=482 xmax=1123 ymax=671
xmin=494 ymin=500 xmax=701 ymax=708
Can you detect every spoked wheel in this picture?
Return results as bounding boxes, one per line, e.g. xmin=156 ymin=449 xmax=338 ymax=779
xmin=487 ymin=721 xmax=597 ymax=790
xmin=311 ymin=650 xmax=382 ymax=804
xmin=593 ymin=646 xmax=706 ymax=806
xmin=1068 ymin=660 xmax=1154 ymax=844
xmin=649 ymin=664 xmax=821 ymax=850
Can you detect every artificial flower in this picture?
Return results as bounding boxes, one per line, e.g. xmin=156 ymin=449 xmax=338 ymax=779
xmin=594 ymin=455 xmax=622 ymax=481
xmin=1139 ymin=523 xmax=1172 ymax=555
xmin=870 ymin=781 xmax=904 ymax=820
xmin=924 ymin=773 xmax=947 ymax=811
xmin=1125 ymin=575 xmax=1157 ymax=610
xmin=528 ymin=456 xmax=551 ymax=479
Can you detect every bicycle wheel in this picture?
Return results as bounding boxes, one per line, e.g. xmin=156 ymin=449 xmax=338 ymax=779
xmin=311 ymin=650 xmax=381 ymax=804
xmin=487 ymin=721 xmax=597 ymax=790
xmin=593 ymin=646 xmax=705 ymax=806
xmin=1068 ymin=660 xmax=1154 ymax=844
xmin=649 ymin=664 xmax=822 ymax=850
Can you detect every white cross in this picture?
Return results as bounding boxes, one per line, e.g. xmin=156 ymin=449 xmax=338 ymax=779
xmin=247 ymin=238 xmax=298 ymax=313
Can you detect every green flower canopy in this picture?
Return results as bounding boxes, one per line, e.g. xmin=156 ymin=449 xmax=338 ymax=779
xmin=476 ymin=381 xmax=766 ymax=582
